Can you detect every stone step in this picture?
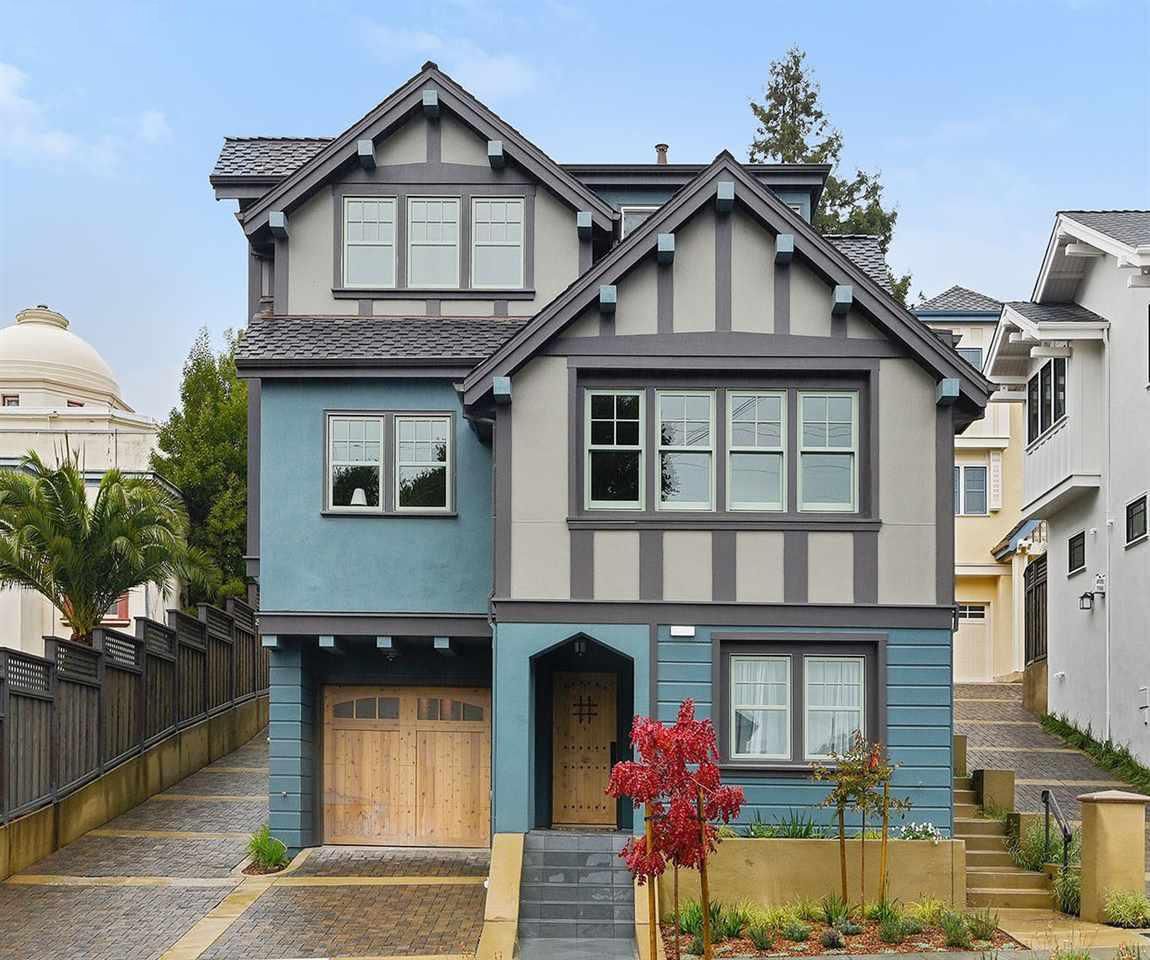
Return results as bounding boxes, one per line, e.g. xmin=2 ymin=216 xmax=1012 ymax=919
xmin=521 ymin=883 xmax=633 ymax=906
xmin=523 ymin=850 xmax=629 ymax=870
xmin=955 ymin=803 xmax=979 ymax=818
xmin=954 ymin=817 xmax=1007 ymax=837
xmin=954 ymin=777 xmax=973 ymax=791
xmin=522 ymin=866 xmax=633 ymax=886
xmin=518 ymin=918 xmax=634 ymax=940
xmin=966 ymin=887 xmax=1053 ymax=910
xmin=961 ymin=834 xmax=1012 ymax=852
xmin=967 ymin=869 xmax=1049 ymax=890
xmin=518 ymin=938 xmax=637 ymax=960
xmin=519 ymin=901 xmax=634 ymax=923
xmin=954 ymin=789 xmax=977 ymax=804
xmin=524 ymin=831 xmax=628 ymax=853
xmin=965 ymin=849 xmax=1016 ymax=868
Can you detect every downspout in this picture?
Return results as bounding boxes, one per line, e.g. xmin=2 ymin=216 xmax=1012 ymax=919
xmin=1103 ymin=325 xmax=1113 ymax=741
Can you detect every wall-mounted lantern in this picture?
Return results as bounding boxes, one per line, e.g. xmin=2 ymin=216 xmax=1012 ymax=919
xmin=1079 ymin=592 xmax=1094 ymax=611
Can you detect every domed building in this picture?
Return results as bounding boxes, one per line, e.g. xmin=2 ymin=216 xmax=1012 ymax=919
xmin=0 ymin=305 xmax=177 ymax=655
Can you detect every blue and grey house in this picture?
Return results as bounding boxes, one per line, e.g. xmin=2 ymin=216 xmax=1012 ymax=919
xmin=211 ymin=63 xmax=991 ymax=853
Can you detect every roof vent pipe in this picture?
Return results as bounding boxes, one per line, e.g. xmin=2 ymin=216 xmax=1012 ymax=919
xmin=655 ymin=143 xmax=669 ymax=165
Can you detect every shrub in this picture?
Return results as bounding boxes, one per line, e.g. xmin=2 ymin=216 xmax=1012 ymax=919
xmin=716 ymin=904 xmax=748 ymax=941
xmin=790 ymin=896 xmax=823 ymax=922
xmin=820 ymin=893 xmax=849 ymax=926
xmin=940 ymin=911 xmax=972 ymax=949
xmin=821 ymin=927 xmax=846 ymax=949
xmin=878 ymin=916 xmax=905 ymax=944
xmin=707 ymin=899 xmax=724 ymax=938
xmin=905 ymin=896 xmax=947 ymax=927
xmin=900 ymin=915 xmax=924 ymax=936
xmin=965 ymin=907 xmax=999 ymax=941
xmin=1010 ymin=818 xmax=1081 ymax=872
xmin=836 ymin=918 xmax=864 ymax=936
xmin=764 ymin=810 xmax=824 ymax=838
xmin=899 ymin=821 xmax=943 ymax=843
xmin=1041 ymin=713 xmax=1150 ymax=797
xmin=1104 ymin=889 xmax=1150 ymax=928
xmin=781 ymin=919 xmax=812 ymax=942
xmin=247 ymin=825 xmax=287 ymax=871
xmin=1051 ymin=948 xmax=1093 ymax=960
xmin=747 ymin=923 xmax=775 ymax=950
xmin=685 ymin=934 xmax=704 ymax=956
xmin=677 ymin=899 xmax=704 ymax=936
xmin=1116 ymin=945 xmax=1144 ymax=960
xmin=1052 ymin=867 xmax=1081 ymax=916
xmin=864 ymin=898 xmax=902 ymax=926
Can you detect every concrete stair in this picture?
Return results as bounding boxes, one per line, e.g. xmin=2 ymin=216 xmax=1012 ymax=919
xmin=518 ymin=830 xmax=635 ymax=941
xmin=954 ymin=777 xmax=1051 ymax=910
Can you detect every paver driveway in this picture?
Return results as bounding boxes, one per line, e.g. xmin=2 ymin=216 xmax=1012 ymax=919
xmin=0 ymin=731 xmax=489 ymax=960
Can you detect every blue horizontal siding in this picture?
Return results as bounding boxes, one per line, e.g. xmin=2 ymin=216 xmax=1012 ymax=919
xmin=656 ymin=624 xmax=953 ymax=836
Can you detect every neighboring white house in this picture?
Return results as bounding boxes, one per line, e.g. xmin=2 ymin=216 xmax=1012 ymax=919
xmin=0 ymin=305 xmax=177 ymax=655
xmin=987 ymin=210 xmax=1150 ymax=750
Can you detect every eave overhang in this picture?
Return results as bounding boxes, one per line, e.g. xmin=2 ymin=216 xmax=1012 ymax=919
xmin=1034 ymin=212 xmax=1150 ymax=303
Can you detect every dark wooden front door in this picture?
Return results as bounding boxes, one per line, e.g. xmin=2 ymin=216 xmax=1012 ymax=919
xmin=552 ymin=672 xmax=617 ymax=826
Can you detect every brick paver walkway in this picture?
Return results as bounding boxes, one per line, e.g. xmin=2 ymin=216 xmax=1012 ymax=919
xmin=0 ymin=728 xmax=490 ymax=959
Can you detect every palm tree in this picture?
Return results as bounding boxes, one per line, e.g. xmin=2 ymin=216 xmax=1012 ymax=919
xmin=0 ymin=450 xmax=207 ymax=643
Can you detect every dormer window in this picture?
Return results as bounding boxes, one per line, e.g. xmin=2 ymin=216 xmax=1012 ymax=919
xmin=407 ymin=197 xmax=460 ymax=288
xmin=343 ymin=198 xmax=397 ymax=288
xmin=620 ymin=205 xmax=658 ymax=238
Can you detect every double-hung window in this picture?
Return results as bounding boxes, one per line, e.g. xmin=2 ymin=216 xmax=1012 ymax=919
xmin=1068 ymin=531 xmax=1086 ymax=574
xmin=730 ymin=656 xmax=790 ymax=760
xmin=471 ymin=197 xmax=524 ymax=288
xmin=728 ymin=392 xmax=785 ymax=511
xmin=954 ymin=464 xmax=988 ymax=515
xmin=586 ymin=391 xmax=644 ymax=509
xmin=798 ymin=392 xmax=857 ymax=511
xmin=1127 ymin=495 xmax=1148 ymax=547
xmin=657 ymin=391 xmax=713 ymax=510
xmin=343 ymin=198 xmax=396 ymax=288
xmin=407 ymin=197 xmax=460 ymax=288
xmin=805 ymin=656 xmax=865 ymax=760
xmin=1027 ymin=357 xmax=1067 ymax=443
xmin=396 ymin=416 xmax=451 ymax=512
xmin=329 ymin=416 xmax=384 ymax=511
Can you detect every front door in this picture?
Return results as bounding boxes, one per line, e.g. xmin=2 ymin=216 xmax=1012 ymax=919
xmin=552 ymin=672 xmax=617 ymax=827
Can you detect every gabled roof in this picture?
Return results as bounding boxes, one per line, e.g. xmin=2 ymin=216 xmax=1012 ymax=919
xmin=234 ymin=314 xmax=524 ymax=371
xmin=914 ymin=285 xmax=1002 ymax=316
xmin=234 ymin=62 xmax=616 ymax=237
xmin=824 ymin=235 xmax=891 ymax=292
xmin=212 ymin=137 xmax=331 ymax=180
xmin=462 ymin=152 xmax=992 ymax=414
xmin=1060 ymin=210 xmax=1150 ymax=249
xmin=1004 ymin=301 xmax=1108 ymax=325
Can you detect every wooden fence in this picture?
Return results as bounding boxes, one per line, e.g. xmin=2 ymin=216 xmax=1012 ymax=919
xmin=0 ymin=598 xmax=267 ymax=824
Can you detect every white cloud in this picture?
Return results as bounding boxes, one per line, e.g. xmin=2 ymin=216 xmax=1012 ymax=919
xmin=359 ymin=23 xmax=537 ymax=100
xmin=0 ymin=62 xmax=81 ymax=160
xmin=136 ymin=109 xmax=172 ymax=144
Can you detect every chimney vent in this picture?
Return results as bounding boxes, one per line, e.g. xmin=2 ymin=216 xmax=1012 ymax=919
xmin=655 ymin=143 xmax=669 ymax=165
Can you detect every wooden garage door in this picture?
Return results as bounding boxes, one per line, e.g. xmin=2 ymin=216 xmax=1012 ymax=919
xmin=322 ymin=686 xmax=490 ymax=847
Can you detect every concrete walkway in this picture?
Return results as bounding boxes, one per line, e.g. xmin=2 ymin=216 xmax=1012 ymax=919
xmin=0 ymin=731 xmax=488 ymax=960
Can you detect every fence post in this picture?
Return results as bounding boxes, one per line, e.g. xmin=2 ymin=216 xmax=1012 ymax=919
xmin=166 ymin=610 xmax=181 ymax=731
xmin=136 ymin=625 xmax=148 ymax=756
xmin=92 ymin=631 xmax=106 ymax=778
xmin=0 ymin=651 xmax=8 ymax=824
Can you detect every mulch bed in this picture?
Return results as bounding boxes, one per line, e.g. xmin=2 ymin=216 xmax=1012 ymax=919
xmin=242 ymin=861 xmax=286 ymax=875
xmin=659 ymin=921 xmax=1023 ymax=957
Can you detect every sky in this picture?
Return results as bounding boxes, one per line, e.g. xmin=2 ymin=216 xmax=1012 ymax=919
xmin=1 ymin=0 xmax=1148 ymax=419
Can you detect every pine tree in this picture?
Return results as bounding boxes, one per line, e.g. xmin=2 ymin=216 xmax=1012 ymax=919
xmin=749 ymin=47 xmax=911 ymax=304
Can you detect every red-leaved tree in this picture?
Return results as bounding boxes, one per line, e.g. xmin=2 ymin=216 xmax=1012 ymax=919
xmin=607 ymin=700 xmax=744 ymax=960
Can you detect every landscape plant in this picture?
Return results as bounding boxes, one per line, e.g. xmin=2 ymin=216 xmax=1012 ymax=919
xmin=747 ymin=923 xmax=774 ymax=950
xmin=939 ymin=911 xmax=972 ymax=949
xmin=0 ymin=450 xmax=208 ymax=642
xmin=821 ymin=927 xmax=846 ymax=949
xmin=781 ymin=919 xmax=812 ymax=942
xmin=878 ymin=914 xmax=905 ymax=944
xmin=1052 ymin=867 xmax=1081 ymax=916
xmin=1103 ymin=889 xmax=1150 ymax=928
xmin=966 ymin=907 xmax=999 ymax=941
xmin=1010 ymin=818 xmax=1081 ymax=872
xmin=247 ymin=824 xmax=287 ymax=871
xmin=899 ymin=821 xmax=943 ymax=843
xmin=1042 ymin=713 xmax=1150 ymax=796
xmin=905 ymin=897 xmax=947 ymax=926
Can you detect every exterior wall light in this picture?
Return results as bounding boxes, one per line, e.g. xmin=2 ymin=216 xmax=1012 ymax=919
xmin=1079 ymin=592 xmax=1094 ymax=611
xmin=573 ymin=636 xmax=587 ymax=657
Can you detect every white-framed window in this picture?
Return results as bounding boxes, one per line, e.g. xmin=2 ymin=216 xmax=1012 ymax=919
xmin=471 ymin=197 xmax=524 ymax=288
xmin=957 ymin=346 xmax=984 ymax=371
xmin=798 ymin=392 xmax=857 ymax=511
xmin=728 ymin=391 xmax=785 ymax=511
xmin=954 ymin=464 xmax=988 ymax=516
xmin=657 ymin=391 xmax=714 ymax=510
xmin=328 ymin=415 xmax=384 ymax=511
xmin=585 ymin=390 xmax=644 ymax=509
xmin=620 ymin=205 xmax=658 ymax=238
xmin=407 ymin=197 xmax=460 ymax=288
xmin=395 ymin=415 xmax=451 ymax=512
xmin=957 ymin=603 xmax=987 ymax=621
xmin=804 ymin=656 xmax=865 ymax=760
xmin=730 ymin=656 xmax=791 ymax=761
xmin=342 ymin=197 xmax=396 ymax=288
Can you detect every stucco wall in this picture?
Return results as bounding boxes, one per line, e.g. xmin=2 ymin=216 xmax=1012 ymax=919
xmin=259 ymin=378 xmax=492 ymax=614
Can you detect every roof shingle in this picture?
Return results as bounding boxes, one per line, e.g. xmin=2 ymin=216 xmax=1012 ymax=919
xmin=1061 ymin=210 xmax=1150 ymax=249
xmin=212 ymin=138 xmax=333 ymax=179
xmin=1005 ymin=301 xmax=1108 ymax=325
xmin=914 ymin=285 xmax=1002 ymax=314
xmin=234 ymin=315 xmax=525 ymax=368
xmin=824 ymin=234 xmax=891 ymax=292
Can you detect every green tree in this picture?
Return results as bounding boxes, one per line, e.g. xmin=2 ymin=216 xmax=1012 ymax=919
xmin=749 ymin=46 xmax=912 ymax=304
xmin=0 ymin=451 xmax=207 ymax=642
xmin=151 ymin=328 xmax=248 ymax=604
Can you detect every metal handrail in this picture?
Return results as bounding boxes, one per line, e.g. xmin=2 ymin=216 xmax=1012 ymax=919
xmin=1042 ymin=788 xmax=1073 ymax=869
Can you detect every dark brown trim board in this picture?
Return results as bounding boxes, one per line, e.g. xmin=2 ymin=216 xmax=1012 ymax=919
xmin=258 ymin=612 xmax=492 ymax=637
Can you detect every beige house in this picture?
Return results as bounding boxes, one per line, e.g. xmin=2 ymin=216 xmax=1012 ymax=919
xmin=915 ymin=287 xmax=1040 ymax=682
xmin=0 ymin=305 xmax=176 ymax=655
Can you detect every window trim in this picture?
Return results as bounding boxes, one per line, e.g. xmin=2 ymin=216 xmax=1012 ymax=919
xmin=954 ymin=463 xmax=989 ymax=516
xmin=729 ymin=655 xmax=792 ymax=761
xmin=797 ymin=391 xmax=858 ymax=513
xmin=341 ymin=196 xmax=398 ymax=290
xmin=1 ymin=395 xmax=18 ymax=407
xmin=406 ymin=195 xmax=461 ymax=290
xmin=727 ymin=390 xmax=786 ymax=512
xmin=1126 ymin=494 xmax=1148 ymax=548
xmin=656 ymin=389 xmax=715 ymax=511
xmin=102 ymin=593 xmax=131 ymax=626
xmin=803 ymin=655 xmax=866 ymax=762
xmin=469 ymin=196 xmax=526 ymax=290
xmin=326 ymin=413 xmax=386 ymax=514
xmin=619 ymin=204 xmax=659 ymax=238
xmin=957 ymin=603 xmax=986 ymax=621
xmin=1068 ymin=530 xmax=1087 ymax=575
xmin=394 ymin=414 xmax=453 ymax=514
xmin=585 ymin=389 xmax=646 ymax=511
xmin=1026 ymin=357 xmax=1068 ymax=445
xmin=956 ymin=345 xmax=984 ymax=371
